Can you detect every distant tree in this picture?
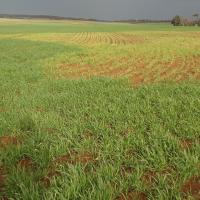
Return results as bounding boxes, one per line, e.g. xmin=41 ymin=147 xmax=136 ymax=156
xmin=171 ymin=15 xmax=182 ymax=26
xmin=193 ymin=13 xmax=199 ymax=25
xmin=182 ymin=18 xmax=195 ymax=26
xmin=193 ymin=13 xmax=199 ymax=19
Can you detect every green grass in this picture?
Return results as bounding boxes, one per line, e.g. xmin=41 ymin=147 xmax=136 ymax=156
xmin=0 ymin=20 xmax=200 ymax=200
xmin=0 ymin=22 xmax=199 ymax=34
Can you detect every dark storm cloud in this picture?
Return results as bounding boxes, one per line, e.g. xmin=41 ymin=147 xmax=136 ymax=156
xmin=0 ymin=0 xmax=199 ymax=20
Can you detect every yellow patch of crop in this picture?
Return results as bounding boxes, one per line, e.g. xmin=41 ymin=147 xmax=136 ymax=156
xmin=0 ymin=18 xmax=90 ymax=25
xmin=4 ymin=32 xmax=151 ymax=46
xmin=3 ymin=28 xmax=198 ymax=85
xmin=44 ymin=31 xmax=200 ymax=85
xmin=15 ymin=33 xmax=75 ymax=44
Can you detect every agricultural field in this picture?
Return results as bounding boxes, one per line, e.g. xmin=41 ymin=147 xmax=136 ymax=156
xmin=0 ymin=19 xmax=200 ymax=200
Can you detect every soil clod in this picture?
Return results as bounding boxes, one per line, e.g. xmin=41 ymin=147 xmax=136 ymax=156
xmin=0 ymin=136 xmax=21 ymax=148
xmin=181 ymin=176 xmax=200 ymax=199
xmin=17 ymin=156 xmax=36 ymax=171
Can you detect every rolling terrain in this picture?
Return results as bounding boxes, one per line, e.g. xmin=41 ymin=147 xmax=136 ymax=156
xmin=0 ymin=19 xmax=200 ymax=200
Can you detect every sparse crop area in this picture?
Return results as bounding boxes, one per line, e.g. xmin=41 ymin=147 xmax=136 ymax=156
xmin=0 ymin=20 xmax=200 ymax=200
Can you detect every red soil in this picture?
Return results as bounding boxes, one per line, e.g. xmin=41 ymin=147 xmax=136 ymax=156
xmin=142 ymin=170 xmax=157 ymax=186
xmin=132 ymin=74 xmax=144 ymax=86
xmin=55 ymin=151 xmax=97 ymax=165
xmin=40 ymin=170 xmax=61 ymax=188
xmin=179 ymin=138 xmax=194 ymax=150
xmin=0 ymin=136 xmax=21 ymax=148
xmin=75 ymin=152 xmax=96 ymax=164
xmin=120 ymin=165 xmax=135 ymax=177
xmin=181 ymin=176 xmax=200 ymax=199
xmin=17 ymin=156 xmax=36 ymax=171
xmin=56 ymin=48 xmax=200 ymax=87
xmin=160 ymin=166 xmax=177 ymax=176
xmin=41 ymin=151 xmax=97 ymax=187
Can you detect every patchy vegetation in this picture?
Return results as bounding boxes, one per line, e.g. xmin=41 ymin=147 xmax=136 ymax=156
xmin=0 ymin=20 xmax=200 ymax=199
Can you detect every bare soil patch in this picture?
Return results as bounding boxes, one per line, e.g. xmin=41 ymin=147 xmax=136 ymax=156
xmin=0 ymin=136 xmax=21 ymax=148
xmin=179 ymin=137 xmax=200 ymax=150
xmin=57 ymin=53 xmax=200 ymax=87
xmin=17 ymin=156 xmax=37 ymax=171
xmin=54 ymin=151 xmax=97 ymax=165
xmin=160 ymin=166 xmax=177 ymax=176
xmin=142 ymin=170 xmax=157 ymax=187
xmin=40 ymin=151 xmax=97 ymax=187
xmin=132 ymin=74 xmax=145 ymax=86
xmin=120 ymin=165 xmax=135 ymax=177
xmin=179 ymin=138 xmax=194 ymax=150
xmin=40 ymin=169 xmax=61 ymax=188
xmin=181 ymin=176 xmax=200 ymax=199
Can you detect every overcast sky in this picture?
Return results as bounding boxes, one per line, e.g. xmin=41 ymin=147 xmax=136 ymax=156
xmin=0 ymin=0 xmax=199 ymax=20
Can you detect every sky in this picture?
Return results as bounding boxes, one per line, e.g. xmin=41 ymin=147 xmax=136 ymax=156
xmin=0 ymin=0 xmax=199 ymax=20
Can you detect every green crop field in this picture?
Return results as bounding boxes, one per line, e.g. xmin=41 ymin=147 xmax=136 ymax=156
xmin=0 ymin=19 xmax=200 ymax=200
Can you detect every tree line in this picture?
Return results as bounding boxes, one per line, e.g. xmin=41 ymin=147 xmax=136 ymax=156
xmin=171 ymin=14 xmax=200 ymax=26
